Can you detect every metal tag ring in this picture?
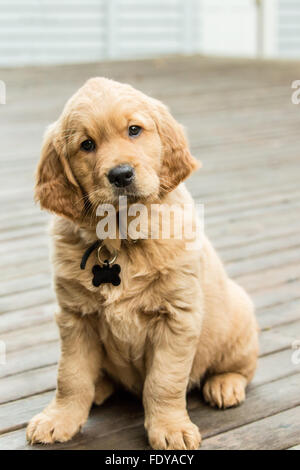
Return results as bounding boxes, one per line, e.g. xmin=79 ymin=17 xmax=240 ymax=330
xmin=97 ymin=245 xmax=118 ymax=266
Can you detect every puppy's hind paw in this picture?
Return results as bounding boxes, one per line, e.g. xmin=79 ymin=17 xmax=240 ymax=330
xmin=203 ymin=372 xmax=247 ymax=409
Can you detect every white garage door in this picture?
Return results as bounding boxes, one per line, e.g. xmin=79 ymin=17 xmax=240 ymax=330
xmin=200 ymin=0 xmax=257 ymax=57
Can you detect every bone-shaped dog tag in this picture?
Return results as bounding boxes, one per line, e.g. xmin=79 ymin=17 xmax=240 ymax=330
xmin=92 ymin=262 xmax=121 ymax=287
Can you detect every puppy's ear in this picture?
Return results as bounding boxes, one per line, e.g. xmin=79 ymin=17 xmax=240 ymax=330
xmin=153 ymin=101 xmax=201 ymax=193
xmin=35 ymin=123 xmax=84 ymax=221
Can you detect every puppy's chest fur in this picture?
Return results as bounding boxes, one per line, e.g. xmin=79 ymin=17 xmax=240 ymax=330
xmin=54 ymin=239 xmax=180 ymax=392
xmin=54 ymin=234 xmax=182 ymax=353
xmin=53 ymin=218 xmax=202 ymax=393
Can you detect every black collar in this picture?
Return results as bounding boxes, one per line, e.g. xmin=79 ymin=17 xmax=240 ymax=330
xmin=80 ymin=240 xmax=101 ymax=270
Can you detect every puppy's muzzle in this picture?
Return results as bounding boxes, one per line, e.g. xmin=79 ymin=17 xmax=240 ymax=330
xmin=108 ymin=164 xmax=135 ymax=188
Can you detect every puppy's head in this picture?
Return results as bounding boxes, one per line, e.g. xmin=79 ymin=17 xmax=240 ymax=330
xmin=35 ymin=77 xmax=199 ymax=223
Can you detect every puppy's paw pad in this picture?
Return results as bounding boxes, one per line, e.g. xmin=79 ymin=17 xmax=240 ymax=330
xmin=148 ymin=421 xmax=201 ymax=450
xmin=26 ymin=411 xmax=81 ymax=445
xmin=203 ymin=373 xmax=246 ymax=409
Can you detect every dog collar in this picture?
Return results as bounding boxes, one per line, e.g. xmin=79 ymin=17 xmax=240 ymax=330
xmin=80 ymin=241 xmax=121 ymax=288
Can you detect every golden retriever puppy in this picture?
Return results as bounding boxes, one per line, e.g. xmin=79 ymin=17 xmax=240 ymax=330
xmin=27 ymin=78 xmax=258 ymax=450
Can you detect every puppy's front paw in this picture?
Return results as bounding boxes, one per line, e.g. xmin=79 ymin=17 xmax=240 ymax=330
xmin=27 ymin=408 xmax=83 ymax=445
xmin=148 ymin=420 xmax=201 ymax=450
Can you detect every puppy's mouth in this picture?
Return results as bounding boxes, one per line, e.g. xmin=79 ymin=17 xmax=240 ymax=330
xmin=112 ymin=184 xmax=141 ymax=201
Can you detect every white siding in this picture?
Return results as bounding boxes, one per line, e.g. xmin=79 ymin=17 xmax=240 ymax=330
xmin=278 ymin=0 xmax=300 ymax=57
xmin=0 ymin=0 xmax=201 ymax=66
xmin=1 ymin=0 xmax=300 ymax=66
xmin=115 ymin=0 xmax=201 ymax=58
xmin=0 ymin=0 xmax=107 ymax=66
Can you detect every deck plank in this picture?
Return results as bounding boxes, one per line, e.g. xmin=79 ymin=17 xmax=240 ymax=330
xmin=201 ymin=407 xmax=300 ymax=450
xmin=0 ymin=373 xmax=299 ymax=450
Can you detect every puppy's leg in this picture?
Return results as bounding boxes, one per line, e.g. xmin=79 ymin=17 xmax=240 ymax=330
xmin=94 ymin=374 xmax=115 ymax=406
xmin=203 ymin=281 xmax=258 ymax=410
xmin=27 ymin=311 xmax=101 ymax=444
xmin=143 ymin=313 xmax=201 ymax=451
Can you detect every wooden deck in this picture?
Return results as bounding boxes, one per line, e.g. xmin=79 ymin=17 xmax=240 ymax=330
xmin=0 ymin=55 xmax=300 ymax=450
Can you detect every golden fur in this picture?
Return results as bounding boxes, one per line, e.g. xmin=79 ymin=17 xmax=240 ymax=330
xmin=27 ymin=78 xmax=258 ymax=450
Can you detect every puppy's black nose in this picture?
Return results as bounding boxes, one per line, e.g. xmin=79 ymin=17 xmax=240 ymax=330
xmin=108 ymin=165 xmax=135 ymax=188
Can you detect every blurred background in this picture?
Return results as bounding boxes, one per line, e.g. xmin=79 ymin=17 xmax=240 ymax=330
xmin=0 ymin=0 xmax=299 ymax=67
xmin=1 ymin=0 xmax=300 ymax=451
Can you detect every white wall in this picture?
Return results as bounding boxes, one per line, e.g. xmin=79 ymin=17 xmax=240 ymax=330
xmin=0 ymin=0 xmax=107 ymax=66
xmin=110 ymin=0 xmax=201 ymax=58
xmin=0 ymin=0 xmax=201 ymax=66
xmin=278 ymin=0 xmax=300 ymax=57
xmin=0 ymin=0 xmax=299 ymax=67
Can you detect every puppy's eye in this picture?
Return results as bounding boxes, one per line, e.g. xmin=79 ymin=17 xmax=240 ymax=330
xmin=81 ymin=139 xmax=96 ymax=152
xmin=128 ymin=125 xmax=142 ymax=138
